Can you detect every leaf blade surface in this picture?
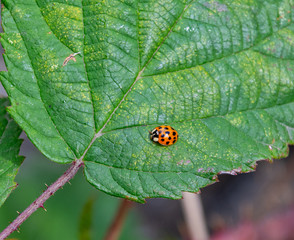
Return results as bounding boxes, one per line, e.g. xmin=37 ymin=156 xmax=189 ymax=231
xmin=0 ymin=98 xmax=23 ymax=207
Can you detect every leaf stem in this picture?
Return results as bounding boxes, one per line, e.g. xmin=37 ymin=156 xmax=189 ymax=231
xmin=104 ymin=199 xmax=133 ymax=240
xmin=0 ymin=159 xmax=84 ymax=240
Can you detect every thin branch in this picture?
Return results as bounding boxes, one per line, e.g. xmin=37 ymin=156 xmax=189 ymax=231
xmin=104 ymin=199 xmax=133 ymax=240
xmin=181 ymin=192 xmax=209 ymax=240
xmin=0 ymin=159 xmax=84 ymax=240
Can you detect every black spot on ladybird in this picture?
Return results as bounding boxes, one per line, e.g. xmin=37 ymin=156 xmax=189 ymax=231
xmin=166 ymin=131 xmax=170 ymax=134
xmin=172 ymin=131 xmax=176 ymax=136
xmin=166 ymin=141 xmax=170 ymax=145
xmin=173 ymin=140 xmax=176 ymax=143
xmin=168 ymin=137 xmax=171 ymax=140
xmin=159 ymin=130 xmax=162 ymax=133
xmin=161 ymin=134 xmax=165 ymax=137
xmin=159 ymin=126 xmax=162 ymax=129
xmin=174 ymin=137 xmax=176 ymax=139
xmin=164 ymin=127 xmax=168 ymax=129
xmin=161 ymin=138 xmax=165 ymax=141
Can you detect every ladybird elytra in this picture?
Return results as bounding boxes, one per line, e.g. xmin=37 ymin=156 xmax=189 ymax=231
xmin=149 ymin=125 xmax=178 ymax=146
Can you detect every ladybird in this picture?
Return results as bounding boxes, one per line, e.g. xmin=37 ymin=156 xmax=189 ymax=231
xmin=149 ymin=125 xmax=178 ymax=146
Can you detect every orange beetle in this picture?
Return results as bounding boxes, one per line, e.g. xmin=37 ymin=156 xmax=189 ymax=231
xmin=149 ymin=125 xmax=178 ymax=146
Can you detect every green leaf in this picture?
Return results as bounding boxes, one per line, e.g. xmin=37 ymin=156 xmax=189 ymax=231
xmin=0 ymin=98 xmax=23 ymax=207
xmin=78 ymin=195 xmax=95 ymax=240
xmin=1 ymin=0 xmax=294 ymax=202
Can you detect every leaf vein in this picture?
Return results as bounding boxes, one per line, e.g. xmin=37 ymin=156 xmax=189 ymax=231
xmin=82 ymin=0 xmax=97 ymax=132
xmin=7 ymin=9 xmax=76 ymax=158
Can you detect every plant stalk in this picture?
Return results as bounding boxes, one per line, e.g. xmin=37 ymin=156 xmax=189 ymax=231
xmin=182 ymin=192 xmax=209 ymax=240
xmin=104 ymin=199 xmax=133 ymax=240
xmin=0 ymin=159 xmax=84 ymax=240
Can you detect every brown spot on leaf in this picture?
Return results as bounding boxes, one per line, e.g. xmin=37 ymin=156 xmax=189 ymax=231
xmin=63 ymin=52 xmax=81 ymax=67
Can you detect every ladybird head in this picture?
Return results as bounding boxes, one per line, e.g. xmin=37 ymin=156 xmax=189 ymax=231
xmin=149 ymin=128 xmax=159 ymax=142
xmin=150 ymin=125 xmax=178 ymax=146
